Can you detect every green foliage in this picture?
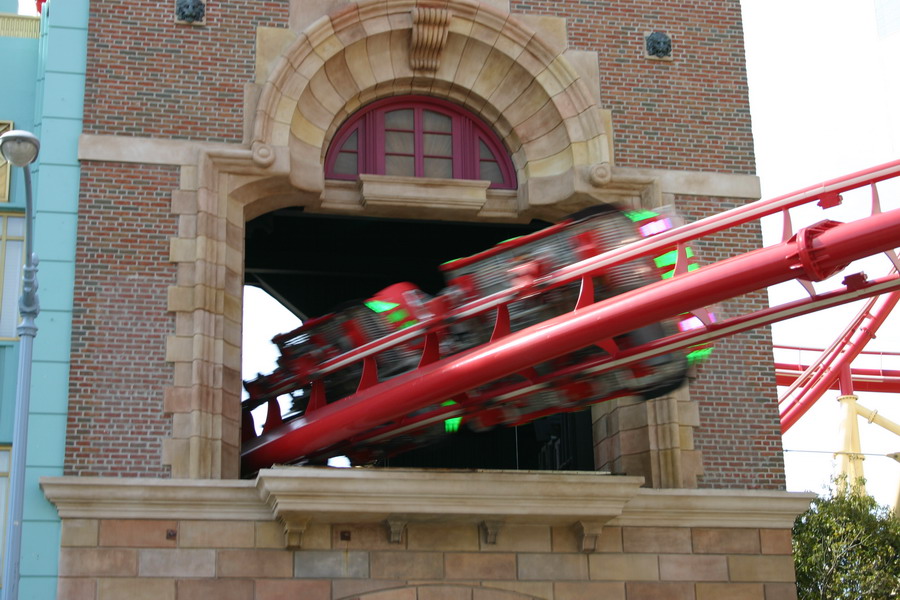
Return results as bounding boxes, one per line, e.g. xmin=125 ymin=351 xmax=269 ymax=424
xmin=793 ymin=477 xmax=900 ymax=600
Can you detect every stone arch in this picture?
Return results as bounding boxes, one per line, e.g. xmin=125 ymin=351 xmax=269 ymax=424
xmin=250 ymin=0 xmax=611 ymax=212
xmin=339 ymin=584 xmax=545 ymax=600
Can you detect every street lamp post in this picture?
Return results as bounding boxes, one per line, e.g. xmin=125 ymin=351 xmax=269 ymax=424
xmin=0 ymin=130 xmax=40 ymax=600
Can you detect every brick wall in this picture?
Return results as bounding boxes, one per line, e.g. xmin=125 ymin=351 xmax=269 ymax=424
xmin=56 ymin=518 xmax=798 ymax=600
xmin=83 ymin=0 xmax=289 ymax=142
xmin=73 ymin=0 xmax=777 ymax=485
xmin=676 ymin=196 xmax=786 ymax=489
xmin=66 ymin=162 xmax=180 ymax=476
xmin=83 ymin=0 xmax=754 ymax=170
xmin=514 ymin=0 xmax=755 ymax=174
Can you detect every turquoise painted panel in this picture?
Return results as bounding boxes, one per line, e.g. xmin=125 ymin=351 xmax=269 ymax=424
xmin=48 ymin=0 xmax=89 ymax=29
xmin=32 ymin=164 xmax=79 ymax=213
xmin=16 ymin=576 xmax=59 ymax=600
xmin=30 ymin=260 xmax=74 ymax=311
xmin=28 ymin=360 xmax=69 ymax=415
xmin=25 ymin=413 xmax=65 ymax=467
xmin=17 ymin=2 xmax=89 ymax=597
xmin=39 ymin=71 xmax=85 ymax=120
xmin=21 ymin=465 xmax=61 ymax=521
xmin=43 ymin=26 xmax=87 ymax=74
xmin=33 ymin=211 xmax=77 ymax=261
xmin=32 ymin=117 xmax=81 ymax=166
xmin=19 ymin=520 xmax=61 ymax=576
xmin=0 ymin=36 xmax=39 ymax=129
xmin=2 ymin=178 xmax=26 ymax=210
xmin=30 ymin=310 xmax=72 ymax=362
xmin=0 ymin=342 xmax=19 ymax=443
xmin=0 ymin=0 xmax=17 ymax=13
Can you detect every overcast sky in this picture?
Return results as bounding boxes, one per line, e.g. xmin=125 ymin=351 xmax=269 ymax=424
xmin=741 ymin=0 xmax=899 ymax=508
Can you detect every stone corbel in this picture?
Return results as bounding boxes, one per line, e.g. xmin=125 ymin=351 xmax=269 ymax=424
xmin=280 ymin=515 xmax=310 ymax=550
xmin=574 ymin=519 xmax=611 ymax=553
xmin=480 ymin=520 xmax=503 ymax=545
xmin=582 ymin=162 xmax=662 ymax=209
xmin=385 ymin=517 xmax=407 ymax=544
xmin=410 ymin=7 xmax=451 ymax=71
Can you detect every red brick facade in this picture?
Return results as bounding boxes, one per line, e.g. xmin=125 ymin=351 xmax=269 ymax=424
xmin=676 ymin=196 xmax=785 ymax=488
xmin=67 ymin=162 xmax=180 ymax=476
xmin=514 ymin=0 xmax=755 ymax=174
xmin=70 ymin=0 xmax=785 ymax=488
xmin=82 ymin=0 xmax=290 ymax=142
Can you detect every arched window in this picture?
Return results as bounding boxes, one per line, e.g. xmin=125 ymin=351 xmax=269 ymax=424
xmin=325 ymin=96 xmax=517 ymax=190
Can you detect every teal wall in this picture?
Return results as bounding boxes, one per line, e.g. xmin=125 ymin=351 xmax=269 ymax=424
xmin=0 ymin=347 xmax=17 ymax=441
xmin=1 ymin=0 xmax=86 ymax=596
xmin=0 ymin=20 xmax=39 ymax=444
xmin=0 ymin=1 xmax=18 ymax=14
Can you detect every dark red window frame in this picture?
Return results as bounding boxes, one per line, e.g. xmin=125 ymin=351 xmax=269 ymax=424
xmin=324 ymin=96 xmax=517 ymax=190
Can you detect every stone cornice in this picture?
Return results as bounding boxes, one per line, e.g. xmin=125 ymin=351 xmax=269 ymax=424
xmin=42 ymin=469 xmax=813 ymax=533
xmin=256 ymin=468 xmax=645 ymax=525
xmin=614 ymin=488 xmax=815 ymax=529
xmin=610 ymin=166 xmax=761 ymax=200
xmin=77 ymin=134 xmax=243 ymax=166
xmin=40 ymin=477 xmax=273 ymax=521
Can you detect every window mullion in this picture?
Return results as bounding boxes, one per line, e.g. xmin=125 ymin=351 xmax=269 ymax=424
xmin=457 ymin=117 xmax=472 ymax=180
xmin=413 ymin=107 xmax=424 ymax=178
xmin=370 ymin=111 xmax=384 ymax=175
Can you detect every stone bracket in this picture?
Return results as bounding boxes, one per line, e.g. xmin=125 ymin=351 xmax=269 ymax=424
xmin=410 ymin=7 xmax=451 ymax=71
xmin=385 ymin=517 xmax=407 ymax=544
xmin=574 ymin=519 xmax=611 ymax=553
xmin=280 ymin=516 xmax=310 ymax=550
xmin=480 ymin=520 xmax=503 ymax=545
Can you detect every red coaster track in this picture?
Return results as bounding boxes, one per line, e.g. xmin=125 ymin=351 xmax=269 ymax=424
xmin=241 ymin=159 xmax=900 ymax=475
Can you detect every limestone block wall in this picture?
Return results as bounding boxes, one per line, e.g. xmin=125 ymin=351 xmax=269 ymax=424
xmin=44 ymin=471 xmax=808 ymax=600
xmin=55 ymin=520 xmax=800 ymax=600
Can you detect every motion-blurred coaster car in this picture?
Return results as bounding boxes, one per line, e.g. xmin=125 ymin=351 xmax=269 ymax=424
xmin=242 ymin=203 xmax=708 ymax=459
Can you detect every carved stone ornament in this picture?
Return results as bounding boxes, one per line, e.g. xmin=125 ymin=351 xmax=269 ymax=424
xmin=175 ymin=0 xmax=206 ymax=25
xmin=251 ymin=141 xmax=276 ymax=168
xmin=409 ymin=7 xmax=452 ymax=71
xmin=645 ymin=31 xmax=672 ymax=59
xmin=589 ymin=162 xmax=612 ymax=187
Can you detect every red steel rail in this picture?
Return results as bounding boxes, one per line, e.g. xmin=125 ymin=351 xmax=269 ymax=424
xmin=776 ymin=344 xmax=900 ymax=394
xmin=242 ymin=159 xmax=900 ymax=473
xmin=778 ymin=289 xmax=900 ymax=431
xmin=776 ymin=364 xmax=900 ymax=394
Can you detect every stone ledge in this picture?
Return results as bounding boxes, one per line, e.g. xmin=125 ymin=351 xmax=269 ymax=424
xmin=614 ymin=166 xmax=761 ymax=200
xmin=40 ymin=477 xmax=272 ymax=521
xmin=357 ymin=174 xmax=490 ymax=216
xmin=613 ymin=488 xmax=815 ymax=529
xmin=41 ymin=469 xmax=813 ymax=532
xmin=78 ymin=134 xmax=242 ymax=166
xmin=257 ymin=468 xmax=645 ymax=526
